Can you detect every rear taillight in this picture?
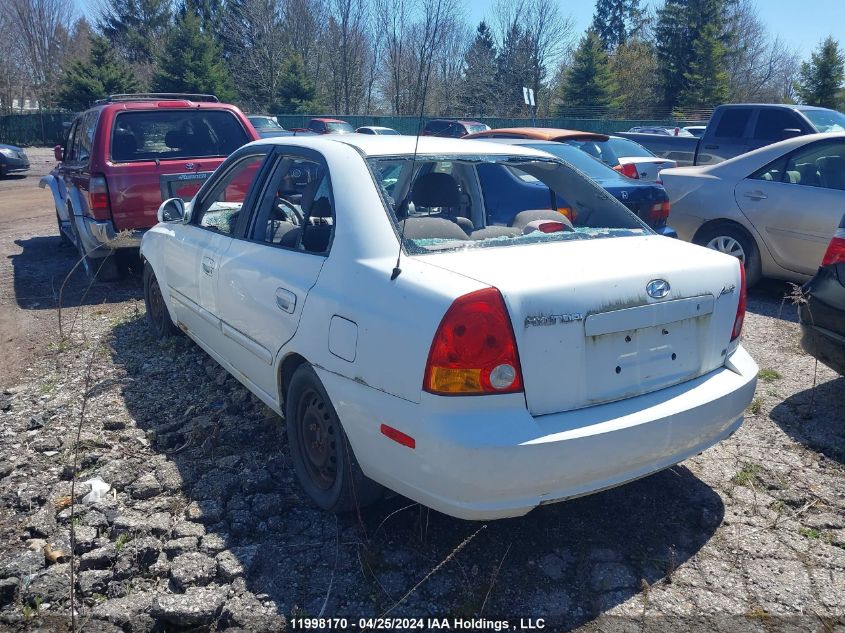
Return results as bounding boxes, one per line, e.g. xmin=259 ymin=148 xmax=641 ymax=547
xmin=613 ymin=163 xmax=640 ymax=179
xmin=424 ymin=288 xmax=523 ymax=395
xmin=649 ymin=201 xmax=671 ymax=222
xmin=88 ymin=175 xmax=111 ymax=220
xmin=731 ymin=261 xmax=746 ymax=341
xmin=557 ymin=206 xmax=575 ymax=221
xmin=821 ymin=230 xmax=845 ymax=266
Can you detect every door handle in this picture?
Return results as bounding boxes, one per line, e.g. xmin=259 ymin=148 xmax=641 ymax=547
xmin=275 ymin=287 xmax=296 ymax=313
xmin=201 ymin=256 xmax=216 ymax=276
xmin=744 ymin=190 xmax=767 ymax=201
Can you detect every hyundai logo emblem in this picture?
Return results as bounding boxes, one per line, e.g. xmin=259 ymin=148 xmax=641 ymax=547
xmin=647 ymin=279 xmax=671 ymax=299
xmin=620 ymin=191 xmax=629 ymax=200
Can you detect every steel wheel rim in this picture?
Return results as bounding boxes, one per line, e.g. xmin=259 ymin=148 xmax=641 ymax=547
xmin=149 ymin=277 xmax=166 ymax=329
xmin=296 ymin=388 xmax=337 ymax=490
xmin=706 ymin=235 xmax=746 ymax=262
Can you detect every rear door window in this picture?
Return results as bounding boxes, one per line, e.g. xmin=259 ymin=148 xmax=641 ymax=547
xmin=111 ymin=110 xmax=249 ymax=162
xmin=712 ymin=109 xmax=752 ymax=139
xmin=193 ymin=151 xmax=269 ymax=235
xmin=753 ymin=110 xmax=803 ymax=142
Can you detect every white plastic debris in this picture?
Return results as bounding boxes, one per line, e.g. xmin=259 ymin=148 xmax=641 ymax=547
xmin=81 ymin=477 xmax=111 ymax=504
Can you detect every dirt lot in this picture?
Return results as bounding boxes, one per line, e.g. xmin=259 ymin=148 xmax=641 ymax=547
xmin=0 ymin=159 xmax=843 ymax=632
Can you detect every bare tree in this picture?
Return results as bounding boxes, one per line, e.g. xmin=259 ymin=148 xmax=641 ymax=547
xmin=374 ymin=0 xmax=410 ymax=114
xmin=322 ymin=0 xmax=369 ymax=113
xmin=5 ymin=0 xmax=73 ymax=108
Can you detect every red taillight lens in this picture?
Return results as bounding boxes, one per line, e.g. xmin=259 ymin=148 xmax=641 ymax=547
xmin=649 ymin=201 xmax=671 ymax=221
xmin=613 ymin=163 xmax=640 ymax=179
xmin=87 ymin=175 xmax=111 ymax=220
xmin=424 ymin=288 xmax=523 ymax=395
xmin=731 ymin=261 xmax=746 ymax=341
xmin=821 ymin=232 xmax=845 ymax=266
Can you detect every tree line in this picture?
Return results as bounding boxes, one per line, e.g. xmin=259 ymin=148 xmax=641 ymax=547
xmin=0 ymin=0 xmax=843 ymax=118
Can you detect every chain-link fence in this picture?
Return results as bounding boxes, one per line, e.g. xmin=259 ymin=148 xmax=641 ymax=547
xmin=0 ymin=112 xmax=74 ymax=146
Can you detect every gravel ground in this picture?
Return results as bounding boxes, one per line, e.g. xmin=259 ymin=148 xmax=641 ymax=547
xmin=0 ymin=184 xmax=843 ymax=631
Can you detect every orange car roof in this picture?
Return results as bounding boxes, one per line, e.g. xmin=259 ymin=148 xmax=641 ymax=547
xmin=463 ymin=127 xmax=610 ymax=142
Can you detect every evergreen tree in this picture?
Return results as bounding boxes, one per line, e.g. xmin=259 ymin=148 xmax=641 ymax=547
xmin=796 ymin=37 xmax=845 ymax=109
xmin=57 ymin=36 xmax=139 ymax=111
xmin=495 ymin=22 xmax=534 ymax=116
xmin=654 ymin=0 xmax=731 ymax=109
xmin=591 ymin=0 xmax=643 ymax=50
xmin=274 ymin=54 xmax=317 ymax=114
xmin=678 ymin=21 xmax=729 ymax=107
xmin=153 ymin=8 xmax=234 ymax=101
xmin=558 ymin=30 xmax=615 ymax=111
xmin=98 ymin=0 xmax=172 ymax=66
xmin=458 ymin=22 xmax=498 ymax=116
xmin=179 ymin=0 xmax=224 ymax=37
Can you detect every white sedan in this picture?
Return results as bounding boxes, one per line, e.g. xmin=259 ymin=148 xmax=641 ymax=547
xmin=660 ymin=132 xmax=845 ymax=286
xmin=141 ymin=135 xmax=757 ymax=520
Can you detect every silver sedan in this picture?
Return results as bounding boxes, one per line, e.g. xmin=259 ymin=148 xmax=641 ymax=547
xmin=660 ymin=132 xmax=845 ymax=286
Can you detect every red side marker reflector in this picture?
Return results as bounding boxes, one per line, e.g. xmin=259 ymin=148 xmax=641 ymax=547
xmin=380 ymin=424 xmax=415 ymax=449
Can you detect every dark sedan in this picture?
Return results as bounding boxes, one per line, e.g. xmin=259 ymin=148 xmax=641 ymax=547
xmin=799 ymin=214 xmax=845 ymax=375
xmin=0 ymin=143 xmax=30 ymax=177
xmin=474 ymin=138 xmax=676 ymax=237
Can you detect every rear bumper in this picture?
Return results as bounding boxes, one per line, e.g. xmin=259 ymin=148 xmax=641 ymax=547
xmin=0 ymin=156 xmax=29 ymax=174
xmin=799 ymin=268 xmax=845 ymax=375
xmin=319 ymin=346 xmax=758 ymax=520
xmin=77 ymin=216 xmax=144 ymax=255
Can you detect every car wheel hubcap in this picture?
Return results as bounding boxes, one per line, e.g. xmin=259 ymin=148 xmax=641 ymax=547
xmin=706 ymin=235 xmax=746 ymax=262
xmin=297 ymin=389 xmax=337 ymax=490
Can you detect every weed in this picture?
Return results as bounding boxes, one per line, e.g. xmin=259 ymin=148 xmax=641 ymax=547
xmin=769 ymin=499 xmax=785 ymax=514
xmin=799 ymin=527 xmax=821 ymax=540
xmin=38 ymin=379 xmax=57 ymax=395
xmin=746 ymin=605 xmax=771 ymax=622
xmin=747 ymin=398 xmax=763 ymax=415
xmin=22 ymin=596 xmax=42 ymax=619
xmin=757 ymin=368 xmax=782 ymax=382
xmin=733 ymin=462 xmax=762 ymax=487
xmin=115 ymin=532 xmax=132 ymax=552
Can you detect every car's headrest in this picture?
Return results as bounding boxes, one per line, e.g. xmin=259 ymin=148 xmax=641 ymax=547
xmin=112 ymin=131 xmax=137 ymax=157
xmin=510 ymin=209 xmax=571 ymax=230
xmin=310 ymin=197 xmax=332 ymax=219
xmin=164 ymin=130 xmax=185 ymax=149
xmin=411 ymin=172 xmax=460 ymax=208
xmin=398 ymin=216 xmax=470 ymax=240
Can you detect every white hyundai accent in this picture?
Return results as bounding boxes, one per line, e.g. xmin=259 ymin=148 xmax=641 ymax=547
xmin=140 ymin=135 xmax=758 ymax=520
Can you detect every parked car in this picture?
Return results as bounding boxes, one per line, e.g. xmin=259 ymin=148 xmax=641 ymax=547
xmin=627 ymin=126 xmax=677 ymax=136
xmin=0 ymin=143 xmax=30 ymax=177
xmin=248 ymin=115 xmax=293 ymax=138
xmin=620 ymin=104 xmax=845 ymax=167
xmin=141 ymin=134 xmax=756 ymax=519
xmin=799 ymin=213 xmax=845 ymax=375
xmin=660 ymin=132 xmax=845 ymax=286
xmin=684 ymin=126 xmax=707 ymax=138
xmin=565 ymin=136 xmax=677 ymax=182
xmin=39 ymin=93 xmax=258 ymax=281
xmin=307 ymin=118 xmax=354 ymax=134
xmin=422 ymin=119 xmax=490 ymax=137
xmin=469 ymin=135 xmax=676 ymax=236
xmin=464 ymin=127 xmax=675 ymax=181
xmin=355 ymin=126 xmax=400 ymax=135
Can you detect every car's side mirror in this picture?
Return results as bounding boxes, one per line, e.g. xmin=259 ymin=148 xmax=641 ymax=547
xmin=782 ymin=128 xmax=802 ymax=140
xmin=53 ymin=145 xmax=63 ymax=162
xmin=158 ymin=197 xmax=185 ymax=223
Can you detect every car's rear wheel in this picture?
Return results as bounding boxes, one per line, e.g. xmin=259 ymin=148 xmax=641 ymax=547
xmin=286 ymin=363 xmax=383 ymax=513
xmin=143 ymin=264 xmax=179 ymax=338
xmin=68 ymin=212 xmax=122 ymax=282
xmin=695 ymin=223 xmax=762 ymax=287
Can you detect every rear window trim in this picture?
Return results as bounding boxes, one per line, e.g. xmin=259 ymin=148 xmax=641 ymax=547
xmin=109 ymin=108 xmax=250 ymax=164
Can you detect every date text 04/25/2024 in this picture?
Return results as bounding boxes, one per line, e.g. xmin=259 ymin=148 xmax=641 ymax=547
xmin=290 ymin=617 xmax=547 ymax=630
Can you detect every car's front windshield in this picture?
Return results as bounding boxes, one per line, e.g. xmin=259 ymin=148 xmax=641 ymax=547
xmin=525 ymin=143 xmax=619 ymax=179
xmin=327 ymin=122 xmax=354 ymax=133
xmin=367 ymin=154 xmax=647 ymax=254
xmin=607 ymin=137 xmax=654 ymax=158
xmin=803 ymin=109 xmax=845 ymax=133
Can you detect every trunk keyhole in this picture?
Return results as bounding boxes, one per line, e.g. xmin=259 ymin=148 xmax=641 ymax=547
xmin=671 ymin=353 xmax=677 ymax=360
xmin=615 ymin=366 xmax=622 ymax=374
xmin=662 ymin=328 xmax=669 ymax=335
xmin=625 ymin=335 xmax=632 ymax=343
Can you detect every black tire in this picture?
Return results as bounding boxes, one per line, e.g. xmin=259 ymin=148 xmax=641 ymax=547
xmin=56 ymin=210 xmax=72 ymax=247
xmin=143 ymin=263 xmax=179 ymax=339
xmin=694 ymin=222 xmax=762 ymax=287
xmin=286 ymin=363 xmax=383 ymax=513
xmin=68 ymin=213 xmax=122 ymax=282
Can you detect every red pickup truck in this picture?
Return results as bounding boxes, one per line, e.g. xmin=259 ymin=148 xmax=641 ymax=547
xmin=40 ymin=94 xmax=259 ymax=280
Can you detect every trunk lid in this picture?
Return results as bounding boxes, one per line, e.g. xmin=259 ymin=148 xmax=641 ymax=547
xmin=107 ymin=159 xmax=221 ymax=230
xmin=424 ymin=235 xmax=742 ymax=416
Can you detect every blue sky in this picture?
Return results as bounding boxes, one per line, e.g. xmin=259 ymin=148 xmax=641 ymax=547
xmin=76 ymin=0 xmax=845 ymax=57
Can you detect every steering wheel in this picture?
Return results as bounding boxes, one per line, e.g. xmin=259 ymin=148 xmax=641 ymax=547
xmin=276 ymin=197 xmax=304 ymax=225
